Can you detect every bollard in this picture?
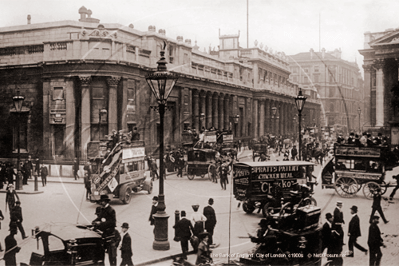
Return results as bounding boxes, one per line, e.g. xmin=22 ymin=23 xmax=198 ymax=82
xmin=34 ymin=174 xmax=38 ymax=191
xmin=174 ymin=210 xmax=180 ymax=225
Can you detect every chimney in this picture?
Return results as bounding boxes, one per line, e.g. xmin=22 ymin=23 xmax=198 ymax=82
xmin=78 ymin=6 xmax=88 ymax=20
xmin=177 ymin=36 xmax=183 ymax=42
xmin=87 ymin=9 xmax=92 ymax=18
xmin=148 ymin=25 xmax=156 ymax=32
xmin=185 ymin=39 xmax=191 ymax=45
xmin=309 ymin=48 xmax=314 ymax=59
xmin=321 ymin=47 xmax=326 ymax=59
xmin=158 ymin=29 xmax=166 ymax=35
xmin=27 ymin=14 xmax=31 ymax=24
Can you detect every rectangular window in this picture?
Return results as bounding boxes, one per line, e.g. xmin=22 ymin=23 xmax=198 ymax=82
xmin=127 ymin=87 xmax=136 ymax=113
xmin=314 ymin=66 xmax=319 ymax=73
xmin=314 ymin=75 xmax=319 ymax=83
xmin=53 ymin=87 xmax=64 ymax=100
xmin=91 ymin=86 xmax=107 ymax=141
xmin=304 ymin=68 xmax=309 ymax=73
xmin=304 ymin=76 xmax=308 ymax=83
xmin=13 ymin=114 xmax=28 ymax=151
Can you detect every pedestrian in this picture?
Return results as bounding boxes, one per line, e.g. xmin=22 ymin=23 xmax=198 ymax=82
xmin=6 ymin=163 xmax=15 ymax=186
xmin=173 ymin=210 xmax=193 ymax=260
xmin=321 ymin=213 xmax=333 ymax=254
xmin=389 ymin=174 xmax=399 ymax=201
xmin=291 ymin=145 xmax=298 ymax=160
xmin=40 ymin=164 xmax=48 ymax=187
xmin=203 ymin=198 xmax=217 ymax=247
xmin=347 ymin=205 xmax=367 ymax=257
xmin=108 ymin=227 xmax=121 ymax=266
xmin=9 ymin=201 xmax=27 ymax=239
xmin=369 ymin=188 xmax=389 ymax=224
xmin=330 ymin=223 xmax=344 ymax=266
xmin=120 ymin=222 xmax=134 ymax=266
xmin=73 ymin=157 xmax=79 ymax=180
xmin=0 ymin=208 xmax=4 ymax=251
xmin=190 ymin=204 xmax=207 ymax=237
xmin=25 ymin=155 xmax=33 ymax=180
xmin=84 ymin=161 xmax=92 ymax=177
xmin=195 ymin=232 xmax=212 ymax=265
xmin=177 ymin=152 xmax=184 ymax=178
xmin=4 ymin=225 xmax=20 ymax=266
xmin=220 ymin=161 xmax=228 ymax=190
xmin=149 ymin=196 xmax=158 ymax=226
xmin=34 ymin=157 xmax=40 ymax=176
xmin=368 ymin=215 xmax=385 ymax=266
xmin=5 ymin=184 xmax=19 ymax=213
xmin=84 ymin=171 xmax=91 ymax=200
xmin=0 ymin=162 xmax=6 ymax=189
xmin=333 ymin=201 xmax=345 ymax=245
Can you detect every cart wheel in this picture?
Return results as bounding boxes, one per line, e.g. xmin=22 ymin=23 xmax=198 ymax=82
xmin=187 ymin=174 xmax=195 ymax=180
xmin=357 ymin=183 xmax=363 ymax=192
xmin=122 ymin=187 xmax=132 ymax=204
xmin=334 ymin=177 xmax=359 ymax=198
xmin=200 ymin=174 xmax=206 ymax=178
xmin=208 ymin=164 xmax=216 ymax=182
xmin=147 ymin=181 xmax=153 ymax=194
xmin=363 ymin=181 xmax=380 ymax=200
xmin=380 ymin=181 xmax=388 ymax=195
xmin=262 ymin=202 xmax=275 ymax=217
xmin=243 ymin=202 xmax=255 ymax=214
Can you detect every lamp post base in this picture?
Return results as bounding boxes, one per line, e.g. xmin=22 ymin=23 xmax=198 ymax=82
xmin=152 ymin=211 xmax=170 ymax=250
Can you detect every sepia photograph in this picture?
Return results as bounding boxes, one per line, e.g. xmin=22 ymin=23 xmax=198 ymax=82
xmin=0 ymin=0 xmax=398 ymax=265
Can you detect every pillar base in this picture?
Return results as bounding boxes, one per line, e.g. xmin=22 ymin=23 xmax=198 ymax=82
xmin=152 ymin=240 xmax=170 ymax=250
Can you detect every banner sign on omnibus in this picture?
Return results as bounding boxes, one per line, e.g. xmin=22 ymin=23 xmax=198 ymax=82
xmin=335 ymin=146 xmax=381 ymax=158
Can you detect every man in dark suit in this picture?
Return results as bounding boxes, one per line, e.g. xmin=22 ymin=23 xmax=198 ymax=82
xmin=173 ymin=210 xmax=193 ymax=260
xmin=348 ymin=205 xmax=367 ymax=257
xmin=10 ymin=201 xmax=27 ymax=239
xmin=333 ymin=201 xmax=345 ymax=245
xmin=203 ymin=198 xmax=217 ymax=246
xmin=120 ymin=222 xmax=133 ymax=266
xmin=369 ymin=188 xmax=388 ymax=224
xmin=368 ymin=215 xmax=385 ymax=266
xmin=4 ymin=225 xmax=20 ymax=266
xmin=149 ymin=196 xmax=158 ymax=226
xmin=321 ymin=212 xmax=333 ymax=254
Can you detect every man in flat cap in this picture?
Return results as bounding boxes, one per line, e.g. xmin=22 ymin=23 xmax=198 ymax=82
xmin=368 ymin=215 xmax=385 ymax=266
xmin=348 ymin=205 xmax=367 ymax=257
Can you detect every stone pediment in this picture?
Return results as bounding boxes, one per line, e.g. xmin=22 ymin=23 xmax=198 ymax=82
xmin=81 ymin=24 xmax=117 ymax=39
xmin=370 ymin=30 xmax=399 ymax=47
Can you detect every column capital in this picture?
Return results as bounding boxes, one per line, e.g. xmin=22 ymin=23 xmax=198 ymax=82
xmin=79 ymin=75 xmax=92 ymax=85
xmin=362 ymin=64 xmax=373 ymax=72
xmin=373 ymin=59 xmax=385 ymax=70
xmin=107 ymin=76 xmax=121 ymax=86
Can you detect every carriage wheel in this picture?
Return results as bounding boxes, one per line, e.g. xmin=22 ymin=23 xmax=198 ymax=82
xmin=200 ymin=174 xmax=206 ymax=178
xmin=363 ymin=181 xmax=380 ymax=200
xmin=380 ymin=181 xmax=388 ymax=195
xmin=334 ymin=177 xmax=359 ymax=198
xmin=243 ymin=202 xmax=255 ymax=214
xmin=357 ymin=183 xmax=363 ymax=192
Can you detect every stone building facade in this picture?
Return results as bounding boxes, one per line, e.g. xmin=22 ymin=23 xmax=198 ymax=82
xmin=0 ymin=7 xmax=321 ymax=163
xmin=359 ymin=28 xmax=399 ymax=142
xmin=289 ymin=49 xmax=364 ymax=135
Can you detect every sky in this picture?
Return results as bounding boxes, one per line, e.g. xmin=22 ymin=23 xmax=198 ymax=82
xmin=1 ymin=0 xmax=399 ymax=70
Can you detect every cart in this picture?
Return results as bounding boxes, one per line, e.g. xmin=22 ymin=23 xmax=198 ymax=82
xmin=233 ymin=161 xmax=317 ymax=217
xmin=186 ymin=148 xmax=218 ymax=180
xmin=251 ymin=141 xmax=269 ymax=162
xmin=321 ymin=144 xmax=396 ymax=199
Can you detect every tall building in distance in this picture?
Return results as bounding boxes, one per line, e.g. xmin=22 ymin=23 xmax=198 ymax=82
xmin=289 ymin=48 xmax=364 ymax=136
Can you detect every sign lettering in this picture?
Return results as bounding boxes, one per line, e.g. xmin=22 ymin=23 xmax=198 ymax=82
xmin=335 ymin=147 xmax=380 ymax=158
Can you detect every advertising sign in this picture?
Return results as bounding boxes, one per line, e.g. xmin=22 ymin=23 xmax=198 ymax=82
xmin=335 ymin=146 xmax=380 ymax=158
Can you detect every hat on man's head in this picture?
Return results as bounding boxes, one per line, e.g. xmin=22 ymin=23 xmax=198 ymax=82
xmin=181 ymin=210 xmax=186 ymax=217
xmin=152 ymin=196 xmax=158 ymax=201
xmin=350 ymin=205 xmax=358 ymax=213
xmin=121 ymin=222 xmax=129 ymax=229
xmin=336 ymin=201 xmax=343 ymax=206
xmin=372 ymin=215 xmax=380 ymax=220
xmin=15 ymin=201 xmax=21 ymax=205
xmin=198 ymin=231 xmax=209 ymax=240
xmin=325 ymin=213 xmax=333 ymax=219
xmin=100 ymin=195 xmax=111 ymax=202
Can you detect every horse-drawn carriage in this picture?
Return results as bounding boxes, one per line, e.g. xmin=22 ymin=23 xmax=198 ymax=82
xmin=233 ymin=161 xmax=317 ymax=217
xmin=321 ymin=144 xmax=399 ymax=199
xmin=251 ymin=140 xmax=269 ymax=162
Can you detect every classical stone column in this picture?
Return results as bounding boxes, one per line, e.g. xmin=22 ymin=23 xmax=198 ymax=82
xmin=374 ymin=60 xmax=385 ymax=127
xmin=206 ymin=92 xmax=213 ymax=129
xmin=259 ymin=100 xmax=265 ymax=137
xmin=265 ymin=99 xmax=270 ymax=134
xmin=212 ymin=93 xmax=219 ymax=129
xmin=219 ymin=94 xmax=224 ymax=130
xmin=254 ymin=100 xmax=258 ymax=138
xmin=363 ymin=65 xmax=372 ymax=127
xmin=107 ymin=76 xmax=121 ymax=135
xmin=200 ymin=92 xmax=206 ymax=130
xmin=79 ymin=75 xmax=92 ymax=159
xmin=224 ymin=95 xmax=230 ymax=130
xmin=192 ymin=90 xmax=199 ymax=131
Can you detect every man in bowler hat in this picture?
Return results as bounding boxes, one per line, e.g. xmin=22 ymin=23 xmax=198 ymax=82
xmin=120 ymin=222 xmax=133 ymax=266
xmin=348 ymin=205 xmax=367 ymax=257
xmin=203 ymin=198 xmax=217 ymax=246
xmin=370 ymin=188 xmax=388 ymax=224
xmin=173 ymin=210 xmax=193 ymax=260
xmin=368 ymin=215 xmax=385 ymax=266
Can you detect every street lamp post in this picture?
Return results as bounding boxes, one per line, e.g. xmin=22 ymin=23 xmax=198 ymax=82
xmin=146 ymin=44 xmax=178 ymax=250
xmin=357 ymin=107 xmax=361 ymax=134
xmin=13 ymin=91 xmax=25 ymax=190
xmin=199 ymin=112 xmax=205 ymax=131
xmin=295 ymin=88 xmax=307 ymax=161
